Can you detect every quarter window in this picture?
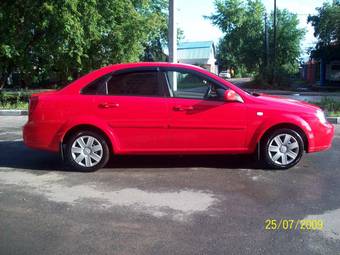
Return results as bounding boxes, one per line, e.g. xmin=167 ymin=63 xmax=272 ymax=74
xmin=81 ymin=75 xmax=109 ymax=95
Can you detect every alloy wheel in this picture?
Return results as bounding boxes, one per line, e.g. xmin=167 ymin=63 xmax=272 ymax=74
xmin=71 ymin=135 xmax=103 ymax=167
xmin=268 ymin=133 xmax=300 ymax=166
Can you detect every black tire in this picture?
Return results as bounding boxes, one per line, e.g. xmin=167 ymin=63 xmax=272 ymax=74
xmin=65 ymin=130 xmax=110 ymax=172
xmin=261 ymin=128 xmax=304 ymax=170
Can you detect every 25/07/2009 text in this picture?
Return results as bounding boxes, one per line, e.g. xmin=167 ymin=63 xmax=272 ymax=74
xmin=264 ymin=219 xmax=323 ymax=231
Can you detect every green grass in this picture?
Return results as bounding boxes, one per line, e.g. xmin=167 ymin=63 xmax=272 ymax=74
xmin=327 ymin=111 xmax=340 ymax=117
xmin=0 ymin=90 xmax=31 ymax=110
xmin=0 ymin=101 xmax=28 ymax=110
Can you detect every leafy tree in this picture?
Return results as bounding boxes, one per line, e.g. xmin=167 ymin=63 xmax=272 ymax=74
xmin=209 ymin=0 xmax=305 ymax=82
xmin=209 ymin=0 xmax=265 ymax=76
xmin=269 ymin=9 xmax=305 ymax=76
xmin=0 ymin=0 xmax=168 ymax=89
xmin=307 ymin=1 xmax=340 ymax=60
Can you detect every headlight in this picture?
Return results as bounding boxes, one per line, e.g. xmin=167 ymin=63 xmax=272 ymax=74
xmin=316 ymin=109 xmax=327 ymax=124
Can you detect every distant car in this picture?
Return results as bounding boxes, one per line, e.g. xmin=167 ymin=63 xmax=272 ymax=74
xmin=23 ymin=62 xmax=334 ymax=171
xmin=219 ymin=71 xmax=231 ymax=79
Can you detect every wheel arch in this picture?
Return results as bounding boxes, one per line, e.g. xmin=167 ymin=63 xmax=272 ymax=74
xmin=259 ymin=123 xmax=309 ymax=152
xmin=61 ymin=124 xmax=116 ymax=154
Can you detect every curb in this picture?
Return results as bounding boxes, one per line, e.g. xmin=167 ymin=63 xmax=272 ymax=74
xmin=0 ymin=110 xmax=28 ymax=116
xmin=1 ymin=109 xmax=340 ymax=124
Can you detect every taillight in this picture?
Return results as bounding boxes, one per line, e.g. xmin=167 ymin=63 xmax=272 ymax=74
xmin=28 ymin=96 xmax=39 ymax=120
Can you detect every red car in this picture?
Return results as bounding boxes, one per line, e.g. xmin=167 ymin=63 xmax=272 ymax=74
xmin=23 ymin=62 xmax=334 ymax=171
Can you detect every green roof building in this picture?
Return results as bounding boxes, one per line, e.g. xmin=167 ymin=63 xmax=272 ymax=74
xmin=177 ymin=41 xmax=218 ymax=74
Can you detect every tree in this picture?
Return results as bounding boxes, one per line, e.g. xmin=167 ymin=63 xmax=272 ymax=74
xmin=209 ymin=0 xmax=305 ymax=82
xmin=307 ymin=1 xmax=340 ymax=61
xmin=209 ymin=0 xmax=265 ymax=76
xmin=0 ymin=0 xmax=168 ymax=89
xmin=269 ymin=9 xmax=305 ymax=76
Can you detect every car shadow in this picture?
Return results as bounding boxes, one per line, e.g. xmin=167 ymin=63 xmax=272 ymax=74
xmin=105 ymin=154 xmax=261 ymax=171
xmin=0 ymin=141 xmax=64 ymax=171
xmin=0 ymin=141 xmax=265 ymax=172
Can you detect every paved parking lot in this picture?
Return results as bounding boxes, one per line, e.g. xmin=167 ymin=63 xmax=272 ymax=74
xmin=0 ymin=116 xmax=340 ymax=254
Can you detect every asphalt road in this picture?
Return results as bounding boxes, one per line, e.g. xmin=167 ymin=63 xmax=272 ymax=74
xmin=0 ymin=116 xmax=340 ymax=255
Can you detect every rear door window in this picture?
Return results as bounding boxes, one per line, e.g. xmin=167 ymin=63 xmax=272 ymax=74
xmin=107 ymin=71 xmax=164 ymax=97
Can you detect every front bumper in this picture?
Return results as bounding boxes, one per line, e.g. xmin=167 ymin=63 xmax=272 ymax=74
xmin=308 ymin=122 xmax=335 ymax=153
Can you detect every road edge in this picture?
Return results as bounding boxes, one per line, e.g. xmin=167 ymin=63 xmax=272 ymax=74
xmin=0 ymin=110 xmax=28 ymax=116
xmin=327 ymin=117 xmax=340 ymax=124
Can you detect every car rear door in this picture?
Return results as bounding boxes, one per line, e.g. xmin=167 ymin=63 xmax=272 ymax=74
xmin=84 ymin=68 xmax=170 ymax=153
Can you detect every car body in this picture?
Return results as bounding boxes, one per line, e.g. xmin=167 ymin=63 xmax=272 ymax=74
xmin=219 ymin=71 xmax=231 ymax=79
xmin=23 ymin=62 xmax=334 ymax=171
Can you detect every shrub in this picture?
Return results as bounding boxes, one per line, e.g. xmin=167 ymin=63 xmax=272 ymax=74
xmin=0 ymin=90 xmax=31 ymax=109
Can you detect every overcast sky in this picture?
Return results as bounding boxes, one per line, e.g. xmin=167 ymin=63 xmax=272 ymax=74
xmin=176 ymin=0 xmax=326 ymax=59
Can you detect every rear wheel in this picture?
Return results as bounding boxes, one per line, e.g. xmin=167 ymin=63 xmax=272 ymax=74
xmin=261 ymin=128 xmax=304 ymax=169
xmin=65 ymin=131 xmax=110 ymax=171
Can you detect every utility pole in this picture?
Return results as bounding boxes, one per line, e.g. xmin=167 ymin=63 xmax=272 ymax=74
xmin=272 ymin=0 xmax=277 ymax=83
xmin=168 ymin=0 xmax=177 ymax=90
xmin=264 ymin=13 xmax=269 ymax=70
xmin=168 ymin=0 xmax=177 ymax=64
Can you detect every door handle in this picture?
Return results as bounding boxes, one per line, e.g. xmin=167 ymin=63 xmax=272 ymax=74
xmin=98 ymin=103 xmax=120 ymax=109
xmin=173 ymin=105 xmax=194 ymax=111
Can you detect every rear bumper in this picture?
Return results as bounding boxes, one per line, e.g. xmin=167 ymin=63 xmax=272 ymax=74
xmin=23 ymin=121 xmax=60 ymax=152
xmin=308 ymin=122 xmax=335 ymax=153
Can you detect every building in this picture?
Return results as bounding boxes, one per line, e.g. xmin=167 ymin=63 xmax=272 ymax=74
xmin=301 ymin=60 xmax=340 ymax=86
xmin=301 ymin=44 xmax=340 ymax=86
xmin=177 ymin=41 xmax=218 ymax=74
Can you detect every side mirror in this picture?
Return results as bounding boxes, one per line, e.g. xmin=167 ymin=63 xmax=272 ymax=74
xmin=224 ymin=90 xmax=244 ymax=103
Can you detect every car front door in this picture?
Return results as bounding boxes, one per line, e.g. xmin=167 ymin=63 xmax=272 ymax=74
xmin=82 ymin=68 xmax=170 ymax=153
xmin=164 ymin=68 xmax=247 ymax=152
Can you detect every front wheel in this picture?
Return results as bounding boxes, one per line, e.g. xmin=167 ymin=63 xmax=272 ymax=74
xmin=261 ymin=128 xmax=304 ymax=169
xmin=65 ymin=131 xmax=110 ymax=172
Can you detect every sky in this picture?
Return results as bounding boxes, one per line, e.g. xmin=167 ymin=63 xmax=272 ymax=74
xmin=176 ymin=0 xmax=326 ymax=59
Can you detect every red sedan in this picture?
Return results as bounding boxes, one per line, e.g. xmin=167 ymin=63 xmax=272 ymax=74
xmin=23 ymin=62 xmax=334 ymax=171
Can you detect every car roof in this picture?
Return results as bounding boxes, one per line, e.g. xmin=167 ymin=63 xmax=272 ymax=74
xmin=58 ymin=62 xmax=245 ymax=96
xmin=59 ymin=62 xmax=204 ymax=93
xmin=106 ymin=62 xmax=206 ymax=71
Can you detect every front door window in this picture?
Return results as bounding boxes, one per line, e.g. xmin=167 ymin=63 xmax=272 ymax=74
xmin=165 ymin=70 xmax=225 ymax=100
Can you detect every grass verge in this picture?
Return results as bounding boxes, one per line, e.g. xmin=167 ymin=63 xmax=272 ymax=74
xmin=0 ymin=102 xmax=28 ymax=110
xmin=309 ymin=98 xmax=340 ymax=117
